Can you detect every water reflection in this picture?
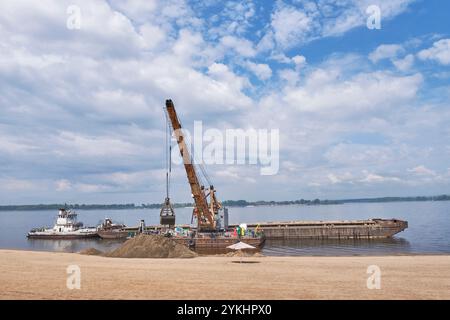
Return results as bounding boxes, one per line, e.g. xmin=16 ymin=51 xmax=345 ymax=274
xmin=27 ymin=236 xmax=412 ymax=256
xmin=1 ymin=201 xmax=448 ymax=256
xmin=27 ymin=238 xmax=125 ymax=253
xmin=263 ymin=237 xmax=412 ymax=256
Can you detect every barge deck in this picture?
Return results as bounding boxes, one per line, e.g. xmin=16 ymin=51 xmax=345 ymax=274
xmin=235 ymin=218 xmax=408 ymax=239
xmin=128 ymin=218 xmax=408 ymax=240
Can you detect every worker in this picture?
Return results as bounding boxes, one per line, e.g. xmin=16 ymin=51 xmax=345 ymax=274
xmin=255 ymin=224 xmax=261 ymax=235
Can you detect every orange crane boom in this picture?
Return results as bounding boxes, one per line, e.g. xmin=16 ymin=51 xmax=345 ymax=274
xmin=165 ymin=99 xmax=216 ymax=231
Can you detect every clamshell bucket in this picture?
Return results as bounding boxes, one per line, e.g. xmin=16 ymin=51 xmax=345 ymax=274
xmin=160 ymin=197 xmax=175 ymax=227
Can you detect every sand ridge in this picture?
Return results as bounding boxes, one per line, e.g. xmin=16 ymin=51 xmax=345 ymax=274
xmin=0 ymin=250 xmax=449 ymax=300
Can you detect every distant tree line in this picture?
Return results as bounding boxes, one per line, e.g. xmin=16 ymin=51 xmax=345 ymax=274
xmin=0 ymin=202 xmax=195 ymax=211
xmin=208 ymin=195 xmax=450 ymax=207
xmin=0 ymin=203 xmax=138 ymax=211
xmin=338 ymin=195 xmax=450 ymax=203
xmin=1 ymin=195 xmax=449 ymax=211
xmin=140 ymin=202 xmax=193 ymax=209
xmin=221 ymin=199 xmax=341 ymax=206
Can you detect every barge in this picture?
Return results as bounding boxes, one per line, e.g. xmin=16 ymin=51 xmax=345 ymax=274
xmin=97 ymin=218 xmax=128 ymax=239
xmin=171 ymin=234 xmax=265 ymax=254
xmin=234 ymin=218 xmax=408 ymax=240
xmin=133 ymin=221 xmax=265 ymax=254
xmin=129 ymin=218 xmax=407 ymax=241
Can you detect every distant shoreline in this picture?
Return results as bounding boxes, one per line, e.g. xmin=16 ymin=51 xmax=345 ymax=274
xmin=1 ymin=195 xmax=449 ymax=211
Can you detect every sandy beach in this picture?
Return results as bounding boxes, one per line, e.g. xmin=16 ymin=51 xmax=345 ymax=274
xmin=0 ymin=249 xmax=449 ymax=300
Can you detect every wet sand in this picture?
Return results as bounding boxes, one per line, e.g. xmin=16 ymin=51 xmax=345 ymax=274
xmin=0 ymin=250 xmax=449 ymax=299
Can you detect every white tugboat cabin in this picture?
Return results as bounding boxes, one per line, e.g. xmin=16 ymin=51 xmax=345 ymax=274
xmin=27 ymin=208 xmax=98 ymax=239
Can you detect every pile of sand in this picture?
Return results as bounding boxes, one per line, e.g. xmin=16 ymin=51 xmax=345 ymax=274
xmin=105 ymin=234 xmax=197 ymax=258
xmin=79 ymin=248 xmax=103 ymax=256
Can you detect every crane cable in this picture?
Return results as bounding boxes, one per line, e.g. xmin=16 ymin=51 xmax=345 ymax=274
xmin=166 ymin=108 xmax=214 ymax=192
xmin=164 ymin=109 xmax=171 ymax=199
xmin=187 ymin=134 xmax=212 ymax=188
xmin=177 ymin=116 xmax=212 ymax=189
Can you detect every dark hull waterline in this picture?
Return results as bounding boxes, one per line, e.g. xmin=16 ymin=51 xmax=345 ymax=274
xmin=27 ymin=233 xmax=99 ymax=239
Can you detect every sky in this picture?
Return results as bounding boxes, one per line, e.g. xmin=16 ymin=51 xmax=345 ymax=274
xmin=0 ymin=0 xmax=449 ymax=204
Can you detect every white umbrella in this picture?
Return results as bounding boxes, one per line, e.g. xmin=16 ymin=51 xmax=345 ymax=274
xmin=227 ymin=241 xmax=256 ymax=263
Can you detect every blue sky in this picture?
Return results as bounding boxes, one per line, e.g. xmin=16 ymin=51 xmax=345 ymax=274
xmin=0 ymin=0 xmax=449 ymax=204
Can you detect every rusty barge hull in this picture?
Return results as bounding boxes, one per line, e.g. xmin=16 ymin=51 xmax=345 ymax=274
xmin=233 ymin=219 xmax=408 ymax=240
xmin=133 ymin=218 xmax=407 ymax=240
xmin=171 ymin=236 xmax=265 ymax=254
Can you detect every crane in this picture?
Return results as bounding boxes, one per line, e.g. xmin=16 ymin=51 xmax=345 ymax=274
xmin=164 ymin=99 xmax=223 ymax=232
xmin=160 ymin=102 xmax=176 ymax=227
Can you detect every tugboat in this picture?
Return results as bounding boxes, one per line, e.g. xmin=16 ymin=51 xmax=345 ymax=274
xmin=27 ymin=208 xmax=98 ymax=239
xmin=97 ymin=218 xmax=128 ymax=239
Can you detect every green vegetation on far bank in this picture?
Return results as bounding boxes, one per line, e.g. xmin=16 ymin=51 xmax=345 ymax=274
xmin=1 ymin=195 xmax=449 ymax=211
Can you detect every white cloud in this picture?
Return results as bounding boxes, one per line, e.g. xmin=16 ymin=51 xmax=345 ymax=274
xmin=418 ymin=39 xmax=450 ymax=65
xmin=219 ymin=35 xmax=256 ymax=57
xmin=270 ymin=3 xmax=315 ymax=49
xmin=292 ymin=55 xmax=306 ymax=67
xmin=55 ymin=179 xmax=72 ymax=192
xmin=327 ymin=172 xmax=355 ymax=184
xmin=408 ymin=165 xmax=436 ymax=176
xmin=0 ymin=136 xmax=38 ymax=154
xmin=256 ymin=31 xmax=275 ymax=53
xmin=270 ymin=52 xmax=293 ymax=64
xmin=328 ymin=173 xmax=341 ymax=184
xmin=206 ymin=0 xmax=256 ymax=37
xmin=172 ymin=29 xmax=206 ymax=62
xmin=322 ymin=0 xmax=415 ymax=37
xmin=369 ymin=44 xmax=404 ymax=63
xmin=54 ymin=131 xmax=147 ymax=158
xmin=0 ymin=178 xmax=39 ymax=192
xmin=0 ymin=0 xmax=449 ymax=203
xmin=139 ymin=24 xmax=166 ymax=50
xmin=278 ymin=68 xmax=300 ymax=85
xmin=360 ymin=172 xmax=401 ymax=183
xmin=392 ymin=54 xmax=415 ymax=71
xmin=216 ymin=167 xmax=256 ymax=184
xmin=325 ymin=144 xmax=398 ymax=167
xmin=250 ymin=49 xmax=450 ymax=196
xmin=91 ymin=89 xmax=152 ymax=119
xmin=206 ymin=63 xmax=252 ymax=108
xmin=366 ymin=41 xmax=415 ymax=72
xmin=75 ymin=183 xmax=111 ymax=193
xmin=245 ymin=61 xmax=272 ymax=81
xmin=262 ymin=0 xmax=416 ymax=50
xmin=109 ymin=0 xmax=158 ymax=23
xmin=282 ymin=70 xmax=423 ymax=115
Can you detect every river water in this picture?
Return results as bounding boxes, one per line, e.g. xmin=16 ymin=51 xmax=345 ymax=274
xmin=0 ymin=201 xmax=449 ymax=256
